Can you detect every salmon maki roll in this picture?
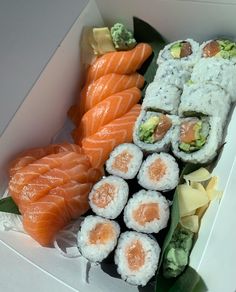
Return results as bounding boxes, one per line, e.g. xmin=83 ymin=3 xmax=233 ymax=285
xmin=114 ymin=231 xmax=160 ymax=286
xmin=74 ymin=87 xmax=141 ymax=144
xmin=82 ymin=104 xmax=141 ymax=169
xmin=77 ymin=215 xmax=120 ymax=263
xmin=69 ymin=73 xmax=144 ymax=125
xmin=86 ymin=43 xmax=152 ymax=83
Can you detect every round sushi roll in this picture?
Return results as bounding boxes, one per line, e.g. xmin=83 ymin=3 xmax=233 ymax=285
xmin=137 ymin=153 xmax=179 ymax=191
xmin=191 ymin=58 xmax=236 ymax=102
xmin=77 ymin=215 xmax=120 ymax=263
xmin=114 ymin=231 xmax=161 ymax=286
xmin=123 ymin=190 xmax=170 ymax=233
xmin=200 ymin=39 xmax=236 ymax=63
xmin=171 ymin=116 xmax=223 ymax=164
xmin=178 ymin=83 xmax=231 ymax=125
xmin=133 ymin=110 xmax=179 ymax=153
xmin=105 ymin=143 xmax=143 ymax=179
xmin=89 ymin=176 xmax=129 ymax=219
xmin=154 ymin=60 xmax=191 ymax=89
xmin=157 ymin=38 xmax=200 ymax=67
xmin=142 ymin=81 xmax=181 ymax=115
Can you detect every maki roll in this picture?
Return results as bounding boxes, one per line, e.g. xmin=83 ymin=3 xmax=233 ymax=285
xmin=89 ymin=176 xmax=129 ymax=219
xmin=106 ymin=143 xmax=143 ymax=179
xmin=114 ymin=231 xmax=161 ymax=286
xmin=137 ymin=153 xmax=179 ymax=191
xmin=157 ymin=39 xmax=200 ymax=67
xmin=171 ymin=116 xmax=223 ymax=164
xmin=77 ymin=215 xmax=120 ymax=262
xmin=124 ymin=190 xmax=170 ymax=233
xmin=178 ymin=83 xmax=231 ymax=125
xmin=191 ymin=58 xmax=236 ymax=102
xmin=142 ymin=81 xmax=181 ymax=114
xmin=133 ymin=110 xmax=177 ymax=153
xmin=154 ymin=60 xmax=191 ymax=89
xmin=200 ymin=39 xmax=236 ymax=62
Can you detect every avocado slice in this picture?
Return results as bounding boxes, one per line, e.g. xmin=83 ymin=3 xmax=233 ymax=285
xmin=217 ymin=39 xmax=236 ymax=59
xmin=139 ymin=116 xmax=160 ymax=143
xmin=170 ymin=42 xmax=182 ymax=58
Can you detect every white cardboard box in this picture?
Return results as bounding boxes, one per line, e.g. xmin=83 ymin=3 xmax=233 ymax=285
xmin=1 ymin=0 xmax=236 ymax=291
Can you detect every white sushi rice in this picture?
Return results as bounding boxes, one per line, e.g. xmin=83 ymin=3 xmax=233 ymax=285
xmin=142 ymin=81 xmax=182 ymax=114
xmin=89 ymin=176 xmax=129 ymax=219
xmin=133 ymin=110 xmax=179 ymax=153
xmin=123 ymin=190 xmax=170 ymax=233
xmin=137 ymin=153 xmax=179 ymax=191
xmin=191 ymin=57 xmax=236 ymax=102
xmin=178 ymin=83 xmax=231 ymax=125
xmin=77 ymin=215 xmax=120 ymax=263
xmin=172 ymin=116 xmax=223 ymax=164
xmin=157 ymin=38 xmax=200 ymax=67
xmin=154 ymin=60 xmax=192 ymax=89
xmin=114 ymin=231 xmax=161 ymax=286
xmin=106 ymin=143 xmax=143 ymax=179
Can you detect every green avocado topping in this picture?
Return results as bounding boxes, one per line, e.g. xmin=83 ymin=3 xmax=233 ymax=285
xmin=170 ymin=42 xmax=182 ymax=58
xmin=139 ymin=116 xmax=160 ymax=143
xmin=217 ymin=39 xmax=236 ymax=59
xmin=163 ymin=226 xmax=194 ymax=278
xmin=179 ymin=121 xmax=208 ymax=153
xmin=110 ymin=23 xmax=137 ymax=51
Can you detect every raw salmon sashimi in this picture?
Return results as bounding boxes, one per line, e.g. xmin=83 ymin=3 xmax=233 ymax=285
xmin=48 ymin=181 xmax=92 ymax=219
xmin=23 ymin=195 xmax=71 ymax=246
xmin=68 ymin=73 xmax=144 ymax=125
xmin=73 ymin=87 xmax=141 ymax=144
xmin=86 ymin=43 xmax=152 ymax=83
xmin=9 ymin=152 xmax=90 ymax=205
xmin=9 ymin=143 xmax=82 ymax=177
xmin=82 ymin=104 xmax=141 ymax=168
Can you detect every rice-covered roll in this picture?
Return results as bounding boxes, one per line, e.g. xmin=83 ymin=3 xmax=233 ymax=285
xmin=89 ymin=176 xmax=129 ymax=219
xmin=77 ymin=215 xmax=120 ymax=262
xmin=178 ymin=83 xmax=231 ymax=125
xmin=137 ymin=153 xmax=179 ymax=191
xmin=191 ymin=58 xmax=236 ymax=102
xmin=157 ymin=39 xmax=200 ymax=67
xmin=133 ymin=110 xmax=178 ymax=153
xmin=142 ymin=81 xmax=181 ymax=114
xmin=114 ymin=231 xmax=161 ymax=286
xmin=200 ymin=39 xmax=236 ymax=62
xmin=154 ymin=60 xmax=191 ymax=89
xmin=124 ymin=190 xmax=170 ymax=233
xmin=171 ymin=116 xmax=223 ymax=164
xmin=106 ymin=143 xmax=143 ymax=179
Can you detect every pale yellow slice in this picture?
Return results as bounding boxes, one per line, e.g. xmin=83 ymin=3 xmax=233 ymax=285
xmin=184 ymin=167 xmax=211 ymax=183
xmin=180 ymin=215 xmax=199 ymax=233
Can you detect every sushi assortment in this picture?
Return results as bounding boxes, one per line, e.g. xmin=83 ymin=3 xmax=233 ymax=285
xmin=2 ymin=19 xmax=234 ymax=290
xmin=135 ymin=37 xmax=236 ymax=164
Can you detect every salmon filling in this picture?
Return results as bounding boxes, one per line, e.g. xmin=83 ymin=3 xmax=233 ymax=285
xmin=203 ymin=39 xmax=236 ymax=59
xmin=126 ymin=240 xmax=146 ymax=271
xmin=133 ymin=203 xmax=160 ymax=225
xmin=148 ymin=158 xmax=167 ymax=181
xmin=89 ymin=223 xmax=115 ymax=244
xmin=112 ymin=151 xmax=133 ymax=173
xmin=179 ymin=118 xmax=209 ymax=153
xmin=139 ymin=114 xmax=172 ymax=144
xmin=170 ymin=41 xmax=192 ymax=59
xmin=92 ymin=183 xmax=116 ymax=208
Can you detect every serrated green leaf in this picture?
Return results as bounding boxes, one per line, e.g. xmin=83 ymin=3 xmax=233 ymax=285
xmin=0 ymin=197 xmax=20 ymax=215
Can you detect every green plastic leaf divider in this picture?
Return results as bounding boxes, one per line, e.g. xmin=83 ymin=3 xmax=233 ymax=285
xmin=0 ymin=196 xmax=20 ymax=215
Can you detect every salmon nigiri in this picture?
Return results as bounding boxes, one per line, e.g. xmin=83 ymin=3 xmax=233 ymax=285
xmin=68 ymin=73 xmax=144 ymax=125
xmin=73 ymin=87 xmax=141 ymax=144
xmin=86 ymin=43 xmax=152 ymax=83
xmin=82 ymin=104 xmax=141 ymax=169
